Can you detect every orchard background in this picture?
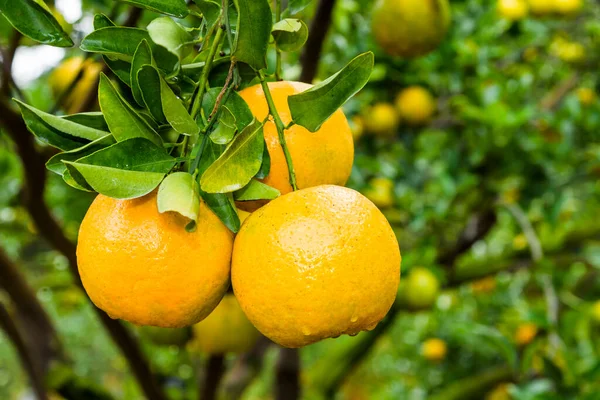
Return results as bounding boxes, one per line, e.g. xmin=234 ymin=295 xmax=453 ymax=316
xmin=1 ymin=0 xmax=600 ymax=399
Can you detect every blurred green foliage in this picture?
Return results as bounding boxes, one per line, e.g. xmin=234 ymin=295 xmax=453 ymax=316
xmin=1 ymin=0 xmax=600 ymax=399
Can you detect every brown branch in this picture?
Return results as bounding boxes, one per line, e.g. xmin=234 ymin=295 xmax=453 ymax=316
xmin=200 ymin=355 xmax=226 ymax=400
xmin=0 ymin=303 xmax=48 ymax=400
xmin=275 ymin=348 xmax=301 ymax=400
xmin=539 ymin=73 xmax=579 ymax=112
xmin=299 ymin=0 xmax=336 ymax=83
xmin=219 ymin=336 xmax=272 ymax=399
xmin=0 ymin=31 xmax=21 ymax=97
xmin=0 ymin=99 xmax=167 ymax=400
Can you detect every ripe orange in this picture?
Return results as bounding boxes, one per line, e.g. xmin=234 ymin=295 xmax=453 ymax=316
xmin=371 ymin=0 xmax=451 ymax=58
xmin=554 ymin=0 xmax=582 ymax=14
xmin=421 ymin=338 xmax=447 ymax=362
xmin=395 ymin=86 xmax=436 ymax=126
xmin=514 ymin=323 xmax=538 ymax=346
xmin=232 ymin=185 xmax=401 ymax=348
xmin=497 ymin=0 xmax=529 ymax=20
xmin=49 ymin=57 xmax=103 ymax=114
xmin=190 ymin=294 xmax=260 ymax=354
xmin=77 ymin=191 xmax=234 ymax=328
xmin=363 ymin=103 xmax=400 ymax=137
xmin=237 ymin=81 xmax=353 ymax=200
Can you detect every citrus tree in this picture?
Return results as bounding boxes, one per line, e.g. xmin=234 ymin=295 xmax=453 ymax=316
xmin=1 ymin=0 xmax=600 ymax=399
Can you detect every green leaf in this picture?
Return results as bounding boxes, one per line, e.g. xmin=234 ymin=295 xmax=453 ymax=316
xmin=62 ymin=112 xmax=109 ymax=131
xmin=210 ymin=106 xmax=236 ymax=144
xmin=147 ymin=17 xmax=192 ymax=60
xmin=137 ymin=65 xmax=167 ymax=123
xmin=159 ymin=74 xmax=199 ymax=136
xmin=0 ymin=0 xmax=73 ymax=47
xmin=98 ymin=74 xmax=162 ymax=146
xmin=200 ymin=118 xmax=264 ymax=193
xmin=288 ymin=52 xmax=374 ymax=132
xmin=16 ymin=100 xmax=109 ymax=151
xmin=232 ymin=0 xmax=272 ymax=70
xmin=193 ymin=0 xmax=220 ymax=27
xmin=46 ymin=135 xmax=116 ymax=176
xmin=114 ymin=0 xmax=189 ymax=18
xmin=93 ymin=13 xmax=115 ymax=29
xmin=131 ymin=40 xmax=154 ymax=106
xmin=272 ymin=19 xmax=308 ymax=52
xmin=64 ymin=138 xmax=175 ymax=199
xmin=255 ymin=144 xmax=270 ymax=179
xmin=157 ymin=172 xmax=200 ymax=221
xmin=81 ymin=27 xmax=177 ymax=71
xmin=284 ymin=0 xmax=313 ymax=16
xmin=103 ymin=56 xmax=132 ymax=86
xmin=201 ymin=87 xmax=254 ymax=131
xmin=62 ymin=168 xmax=93 ymax=191
xmin=234 ymin=179 xmax=279 ymax=201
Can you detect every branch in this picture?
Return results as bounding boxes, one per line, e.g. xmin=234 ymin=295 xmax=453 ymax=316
xmin=275 ymin=348 xmax=300 ymax=400
xmin=299 ymin=0 xmax=337 ymax=83
xmin=0 ymin=303 xmax=48 ymax=400
xmin=200 ymin=355 xmax=226 ymax=400
xmin=0 ymin=30 xmax=21 ymax=97
xmin=539 ymin=73 xmax=579 ymax=112
xmin=0 ymin=99 xmax=167 ymax=400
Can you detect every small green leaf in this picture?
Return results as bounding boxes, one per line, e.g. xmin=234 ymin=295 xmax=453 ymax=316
xmin=193 ymin=0 xmax=220 ymax=27
xmin=131 ymin=40 xmax=154 ymax=106
xmin=201 ymin=87 xmax=254 ymax=132
xmin=200 ymin=118 xmax=264 ymax=193
xmin=16 ymin=100 xmax=109 ymax=151
xmin=255 ymin=144 xmax=270 ymax=179
xmin=81 ymin=27 xmax=177 ymax=72
xmin=64 ymin=138 xmax=175 ymax=199
xmin=210 ymin=106 xmax=237 ymax=144
xmin=137 ymin=65 xmax=166 ymax=123
xmin=62 ymin=112 xmax=109 ymax=131
xmin=114 ymin=0 xmax=189 ymax=18
xmin=232 ymin=0 xmax=272 ymax=70
xmin=93 ymin=13 xmax=115 ymax=29
xmin=157 ymin=172 xmax=200 ymax=221
xmin=63 ymin=167 xmax=93 ymax=191
xmin=148 ymin=17 xmax=192 ymax=60
xmin=234 ymin=179 xmax=280 ymax=201
xmin=159 ymin=75 xmax=199 ymax=136
xmin=288 ymin=52 xmax=374 ymax=132
xmin=284 ymin=0 xmax=313 ymax=16
xmin=98 ymin=74 xmax=162 ymax=146
xmin=46 ymin=135 xmax=116 ymax=176
xmin=272 ymin=19 xmax=308 ymax=52
xmin=0 ymin=0 xmax=73 ymax=47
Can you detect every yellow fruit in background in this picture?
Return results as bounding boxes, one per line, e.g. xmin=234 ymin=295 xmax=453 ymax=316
xmin=364 ymin=103 xmax=400 ymax=137
xmin=554 ymin=0 xmax=582 ymax=14
xmin=372 ymin=0 xmax=451 ymax=58
xmin=232 ymin=185 xmax=401 ymax=348
xmin=237 ymin=209 xmax=251 ymax=225
xmin=527 ymin=0 xmax=554 ymax=14
xmin=395 ymin=86 xmax=436 ymax=126
xmin=421 ymin=338 xmax=447 ymax=362
xmin=514 ymin=323 xmax=538 ymax=346
xmin=351 ymin=115 xmax=365 ymax=141
xmin=471 ymin=276 xmax=497 ymax=294
xmin=49 ymin=57 xmax=103 ymax=114
xmin=402 ymin=267 xmax=440 ymax=309
xmin=485 ymin=383 xmax=512 ymax=400
xmin=190 ymin=294 xmax=260 ymax=354
xmin=551 ymin=38 xmax=585 ymax=63
xmin=576 ymin=87 xmax=596 ymax=106
xmin=77 ymin=191 xmax=234 ymax=328
xmin=237 ymin=82 xmax=353 ymax=198
xmin=513 ymin=233 xmax=528 ymax=250
xmin=498 ymin=0 xmax=529 ymax=20
xmin=363 ymin=177 xmax=394 ymax=209
xmin=139 ymin=326 xmax=192 ymax=347
xmin=590 ymin=300 xmax=600 ymax=323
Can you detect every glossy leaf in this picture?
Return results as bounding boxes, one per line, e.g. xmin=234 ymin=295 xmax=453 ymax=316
xmin=46 ymin=135 xmax=116 ymax=176
xmin=98 ymin=74 xmax=162 ymax=145
xmin=93 ymin=13 xmax=115 ymax=29
xmin=288 ymin=52 xmax=374 ymax=132
xmin=131 ymin=40 xmax=154 ymax=106
xmin=16 ymin=100 xmax=109 ymax=151
xmin=157 ymin=172 xmax=200 ymax=221
xmin=284 ymin=0 xmax=313 ymax=16
xmin=114 ymin=0 xmax=189 ymax=18
xmin=63 ymin=168 xmax=93 ymax=191
xmin=0 ymin=0 xmax=73 ymax=47
xmin=148 ymin=17 xmax=192 ymax=59
xmin=64 ymin=138 xmax=175 ymax=199
xmin=193 ymin=0 xmax=220 ymax=27
xmin=272 ymin=19 xmax=308 ymax=52
xmin=201 ymin=87 xmax=254 ymax=131
xmin=137 ymin=65 xmax=166 ymax=123
xmin=234 ymin=179 xmax=280 ymax=201
xmin=200 ymin=118 xmax=264 ymax=193
xmin=232 ymin=0 xmax=272 ymax=70
xmin=210 ymin=106 xmax=236 ymax=144
xmin=159 ymin=74 xmax=199 ymax=135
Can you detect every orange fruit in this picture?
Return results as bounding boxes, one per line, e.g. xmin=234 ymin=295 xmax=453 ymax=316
xmin=576 ymin=87 xmax=596 ymax=106
xmin=232 ymin=185 xmax=401 ymax=348
xmin=371 ymin=0 xmax=451 ymax=58
xmin=554 ymin=0 xmax=582 ymax=14
xmin=49 ymin=56 xmax=103 ymax=114
xmin=527 ymin=0 xmax=554 ymax=15
xmin=421 ymin=338 xmax=447 ymax=362
xmin=77 ymin=191 xmax=233 ymax=328
xmin=237 ymin=82 xmax=353 ymax=204
xmin=190 ymin=294 xmax=260 ymax=354
xmin=395 ymin=86 xmax=436 ymax=126
xmin=363 ymin=103 xmax=400 ymax=137
xmin=514 ymin=323 xmax=538 ymax=346
xmin=498 ymin=0 xmax=529 ymax=20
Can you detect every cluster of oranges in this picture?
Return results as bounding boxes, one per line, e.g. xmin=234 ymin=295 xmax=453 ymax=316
xmin=76 ymin=81 xmax=402 ymax=349
xmin=497 ymin=0 xmax=582 ymax=21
